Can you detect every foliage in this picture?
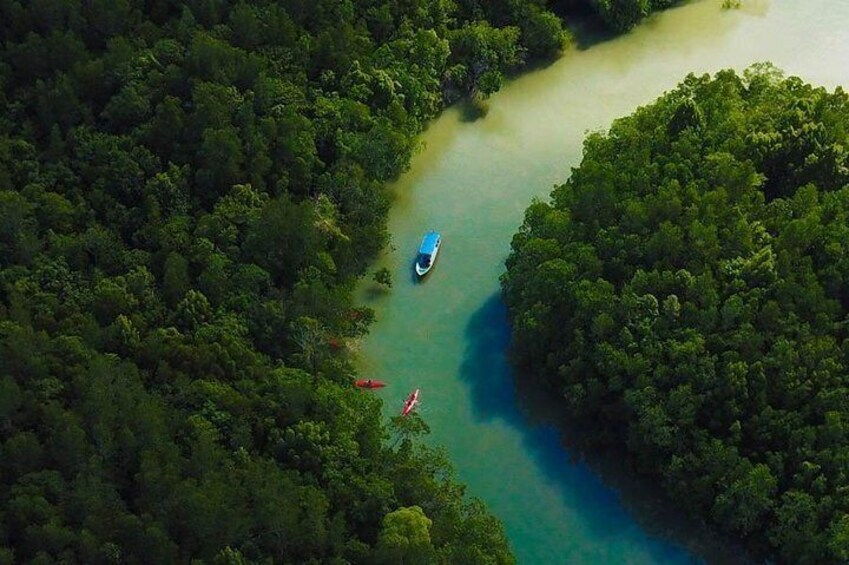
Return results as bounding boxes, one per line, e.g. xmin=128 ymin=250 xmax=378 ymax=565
xmin=375 ymin=505 xmax=435 ymax=565
xmin=446 ymin=22 xmax=523 ymax=101
xmin=591 ymin=0 xmax=682 ymax=31
xmin=373 ymin=267 xmax=393 ymax=288
xmin=0 ymin=0 xmax=541 ymax=562
xmin=502 ymin=65 xmax=849 ymax=562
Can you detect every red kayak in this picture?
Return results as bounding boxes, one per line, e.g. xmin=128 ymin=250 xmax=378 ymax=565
xmin=355 ymin=379 xmax=386 ymax=389
xmin=401 ymin=389 xmax=420 ymax=416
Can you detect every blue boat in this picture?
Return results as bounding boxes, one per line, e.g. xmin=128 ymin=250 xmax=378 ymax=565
xmin=415 ymin=231 xmax=441 ymax=276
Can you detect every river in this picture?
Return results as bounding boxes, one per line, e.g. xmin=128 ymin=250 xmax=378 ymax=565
xmin=355 ymin=1 xmax=849 ymax=563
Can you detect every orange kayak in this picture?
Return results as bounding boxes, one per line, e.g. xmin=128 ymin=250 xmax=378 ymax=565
xmin=355 ymin=379 xmax=386 ymax=389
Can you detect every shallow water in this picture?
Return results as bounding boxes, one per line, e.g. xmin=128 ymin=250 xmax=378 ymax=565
xmin=356 ymin=1 xmax=849 ymax=563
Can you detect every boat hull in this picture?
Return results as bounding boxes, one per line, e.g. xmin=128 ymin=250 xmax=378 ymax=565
xmin=355 ymin=379 xmax=386 ymax=389
xmin=401 ymin=388 xmax=420 ymax=416
xmin=415 ymin=262 xmax=432 ymax=276
xmin=415 ymin=232 xmax=441 ymax=277
xmin=415 ymin=247 xmax=439 ymax=277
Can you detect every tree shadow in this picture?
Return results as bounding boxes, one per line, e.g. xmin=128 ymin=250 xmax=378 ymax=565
xmin=457 ymin=99 xmax=488 ymax=123
xmin=459 ymin=293 xmax=751 ymax=564
xmin=559 ymin=5 xmax=618 ymax=51
xmin=361 ymin=284 xmax=390 ymax=301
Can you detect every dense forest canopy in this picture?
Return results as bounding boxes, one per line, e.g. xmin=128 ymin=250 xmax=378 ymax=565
xmin=502 ymin=65 xmax=849 ymax=563
xmin=0 ymin=0 xmax=688 ymax=562
xmin=0 ymin=0 xmax=566 ymax=562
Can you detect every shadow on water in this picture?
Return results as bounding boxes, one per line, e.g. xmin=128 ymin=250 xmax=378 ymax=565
xmin=459 ymin=293 xmax=751 ymax=565
xmin=409 ymin=257 xmax=421 ymax=284
xmin=361 ymin=285 xmax=388 ymax=301
xmin=457 ymin=98 xmax=488 ymax=123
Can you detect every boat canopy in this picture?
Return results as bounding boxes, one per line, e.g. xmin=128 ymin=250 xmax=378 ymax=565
xmin=419 ymin=232 xmax=440 ymax=255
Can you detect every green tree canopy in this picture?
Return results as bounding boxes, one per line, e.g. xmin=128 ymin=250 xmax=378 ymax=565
xmin=503 ymin=65 xmax=849 ymax=563
xmin=375 ymin=505 xmax=435 ymax=565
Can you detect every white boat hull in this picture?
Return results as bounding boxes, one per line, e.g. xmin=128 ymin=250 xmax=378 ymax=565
xmin=415 ymin=245 xmax=439 ymax=277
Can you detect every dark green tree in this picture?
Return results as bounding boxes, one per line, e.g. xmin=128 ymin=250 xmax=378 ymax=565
xmin=503 ymin=66 xmax=849 ymax=563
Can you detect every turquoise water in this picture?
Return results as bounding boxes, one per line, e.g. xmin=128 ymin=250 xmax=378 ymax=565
xmin=357 ymin=1 xmax=849 ymax=563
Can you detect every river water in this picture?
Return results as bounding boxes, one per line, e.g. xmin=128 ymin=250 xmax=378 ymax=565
xmin=356 ymin=1 xmax=849 ymax=563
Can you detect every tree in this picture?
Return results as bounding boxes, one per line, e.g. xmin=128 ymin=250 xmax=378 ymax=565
xmin=373 ymin=267 xmax=392 ymax=288
xmin=446 ymin=22 xmax=522 ymax=99
xmin=195 ymin=127 xmax=245 ymax=203
xmin=243 ymin=196 xmax=322 ymax=288
xmin=162 ymin=251 xmax=190 ymax=306
xmin=712 ymin=463 xmax=777 ymax=535
xmin=375 ymin=506 xmax=435 ymax=565
xmin=519 ymin=6 xmax=567 ymax=57
xmin=594 ymin=0 xmax=651 ymax=32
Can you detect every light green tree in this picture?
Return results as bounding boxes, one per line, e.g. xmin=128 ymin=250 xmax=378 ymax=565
xmin=375 ymin=506 xmax=435 ymax=565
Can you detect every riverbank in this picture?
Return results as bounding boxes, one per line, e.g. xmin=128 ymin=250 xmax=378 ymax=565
xmin=357 ymin=1 xmax=849 ymax=562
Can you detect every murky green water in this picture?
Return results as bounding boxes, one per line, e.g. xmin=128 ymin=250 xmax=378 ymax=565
xmin=356 ymin=1 xmax=849 ymax=563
